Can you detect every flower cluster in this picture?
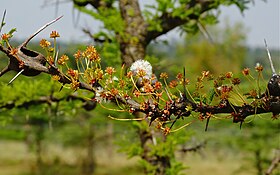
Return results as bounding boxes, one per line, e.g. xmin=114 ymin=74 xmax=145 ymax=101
xmin=130 ymin=60 xmax=153 ymax=79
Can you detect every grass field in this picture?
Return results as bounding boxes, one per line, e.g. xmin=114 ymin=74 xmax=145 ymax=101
xmin=0 ymin=140 xmax=262 ymax=175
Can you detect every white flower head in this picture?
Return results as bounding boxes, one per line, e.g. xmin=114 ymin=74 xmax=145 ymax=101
xmin=94 ymin=87 xmax=110 ymax=103
xmin=130 ymin=59 xmax=153 ymax=79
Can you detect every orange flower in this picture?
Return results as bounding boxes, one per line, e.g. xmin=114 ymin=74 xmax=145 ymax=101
xmin=160 ymin=72 xmax=168 ymax=79
xmin=50 ymin=31 xmax=60 ymax=38
xmin=242 ymin=68 xmax=250 ymax=76
xmin=232 ymin=78 xmax=241 ymax=85
xmin=67 ymin=69 xmax=79 ymax=80
xmin=225 ymin=72 xmax=233 ymax=79
xmin=154 ymin=81 xmax=162 ymax=90
xmin=255 ymin=63 xmax=263 ymax=72
xmin=1 ymin=33 xmax=11 ymax=40
xmin=110 ymin=88 xmax=119 ymax=96
xmin=105 ymin=67 xmax=115 ymax=75
xmin=74 ymin=50 xmax=82 ymax=61
xmin=39 ymin=39 xmax=51 ymax=48
xmin=163 ymin=127 xmax=170 ymax=135
xmin=126 ymin=71 xmax=133 ymax=78
xmin=70 ymin=80 xmax=80 ymax=91
xmin=134 ymin=90 xmax=141 ymax=98
xmin=57 ymin=54 xmax=69 ymax=65
xmin=52 ymin=75 xmax=60 ymax=81
xmin=85 ymin=45 xmax=100 ymax=62
xmin=169 ymin=80 xmax=178 ymax=88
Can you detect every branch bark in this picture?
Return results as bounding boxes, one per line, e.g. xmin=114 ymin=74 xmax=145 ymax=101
xmin=145 ymin=0 xmax=215 ymax=44
xmin=265 ymin=150 xmax=280 ymax=175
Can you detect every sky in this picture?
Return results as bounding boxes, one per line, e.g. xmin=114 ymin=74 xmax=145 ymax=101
xmin=0 ymin=0 xmax=279 ymax=49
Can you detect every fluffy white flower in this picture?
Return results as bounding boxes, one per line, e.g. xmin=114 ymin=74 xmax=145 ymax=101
xmin=94 ymin=87 xmax=110 ymax=103
xmin=130 ymin=59 xmax=153 ymax=79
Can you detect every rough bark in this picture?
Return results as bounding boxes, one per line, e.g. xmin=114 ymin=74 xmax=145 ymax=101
xmin=118 ymin=0 xmax=147 ymax=67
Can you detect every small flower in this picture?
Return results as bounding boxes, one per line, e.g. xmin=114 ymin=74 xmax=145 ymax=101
xmin=137 ymin=69 xmax=147 ymax=77
xmin=225 ymin=72 xmax=233 ymax=79
xmin=94 ymin=87 xmax=109 ymax=103
xmin=143 ymin=83 xmax=154 ymax=93
xmin=1 ymin=33 xmax=11 ymax=41
xmin=67 ymin=69 xmax=79 ymax=80
xmin=255 ymin=63 xmax=263 ymax=72
xmin=242 ymin=68 xmax=250 ymax=76
xmin=46 ymin=56 xmax=54 ymax=65
xmin=50 ymin=31 xmax=60 ymax=38
xmin=154 ymin=81 xmax=162 ymax=90
xmin=163 ymin=127 xmax=170 ymax=135
xmin=160 ymin=72 xmax=168 ymax=79
xmin=105 ymin=67 xmax=115 ymax=75
xmin=232 ymin=78 xmax=241 ymax=85
xmin=176 ymin=72 xmax=183 ymax=80
xmin=74 ymin=50 xmax=82 ymax=61
xmin=169 ymin=80 xmax=178 ymax=88
xmin=52 ymin=75 xmax=60 ymax=81
xmin=130 ymin=60 xmax=153 ymax=79
xmin=40 ymin=39 xmax=51 ymax=48
xmin=133 ymin=90 xmax=141 ymax=98
xmin=57 ymin=54 xmax=69 ymax=65
xmin=110 ymin=88 xmax=119 ymax=96
xmin=202 ymin=70 xmax=210 ymax=77
xmin=126 ymin=71 xmax=133 ymax=78
xmin=85 ymin=45 xmax=100 ymax=62
xmin=70 ymin=80 xmax=80 ymax=91
xmin=249 ymin=89 xmax=257 ymax=98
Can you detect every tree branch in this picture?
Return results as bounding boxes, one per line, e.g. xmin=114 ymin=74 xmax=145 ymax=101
xmin=265 ymin=150 xmax=280 ymax=175
xmin=145 ymin=1 xmax=215 ymax=44
xmin=181 ymin=141 xmax=207 ymax=153
xmin=0 ymin=17 xmax=94 ymax=92
xmin=73 ymin=0 xmax=113 ymax=9
xmin=0 ymin=94 xmax=96 ymax=111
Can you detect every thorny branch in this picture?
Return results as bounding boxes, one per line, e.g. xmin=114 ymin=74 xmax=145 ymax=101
xmin=0 ymin=16 xmax=93 ymax=92
xmin=0 ymin=13 xmax=279 ymax=132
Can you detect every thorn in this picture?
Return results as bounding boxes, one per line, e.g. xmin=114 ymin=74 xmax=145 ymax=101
xmin=205 ymin=117 xmax=210 ymax=131
xmin=21 ymin=15 xmax=63 ymax=47
xmin=170 ymin=117 xmax=179 ymax=129
xmin=54 ymin=49 xmax=59 ymax=66
xmin=59 ymin=84 xmax=64 ymax=91
xmin=0 ymin=9 xmax=7 ymax=33
xmin=183 ymin=67 xmax=187 ymax=98
xmin=198 ymin=22 xmax=214 ymax=44
xmin=0 ymin=66 xmax=10 ymax=77
xmin=264 ymin=39 xmax=276 ymax=75
xmin=8 ymin=69 xmax=24 ymax=85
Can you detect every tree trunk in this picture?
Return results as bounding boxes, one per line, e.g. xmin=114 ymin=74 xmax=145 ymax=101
xmin=82 ymin=123 xmax=95 ymax=175
xmin=35 ymin=125 xmax=44 ymax=173
xmin=118 ymin=0 xmax=147 ymax=67
xmin=118 ymin=1 xmax=171 ymax=174
xmin=255 ymin=149 xmax=263 ymax=175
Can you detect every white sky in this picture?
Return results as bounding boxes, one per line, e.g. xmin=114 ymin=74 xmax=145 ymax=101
xmin=0 ymin=0 xmax=279 ymax=49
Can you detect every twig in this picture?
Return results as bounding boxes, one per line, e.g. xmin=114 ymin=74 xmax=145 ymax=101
xmin=265 ymin=151 xmax=280 ymax=175
xmin=181 ymin=141 xmax=207 ymax=153
xmin=198 ymin=22 xmax=214 ymax=44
